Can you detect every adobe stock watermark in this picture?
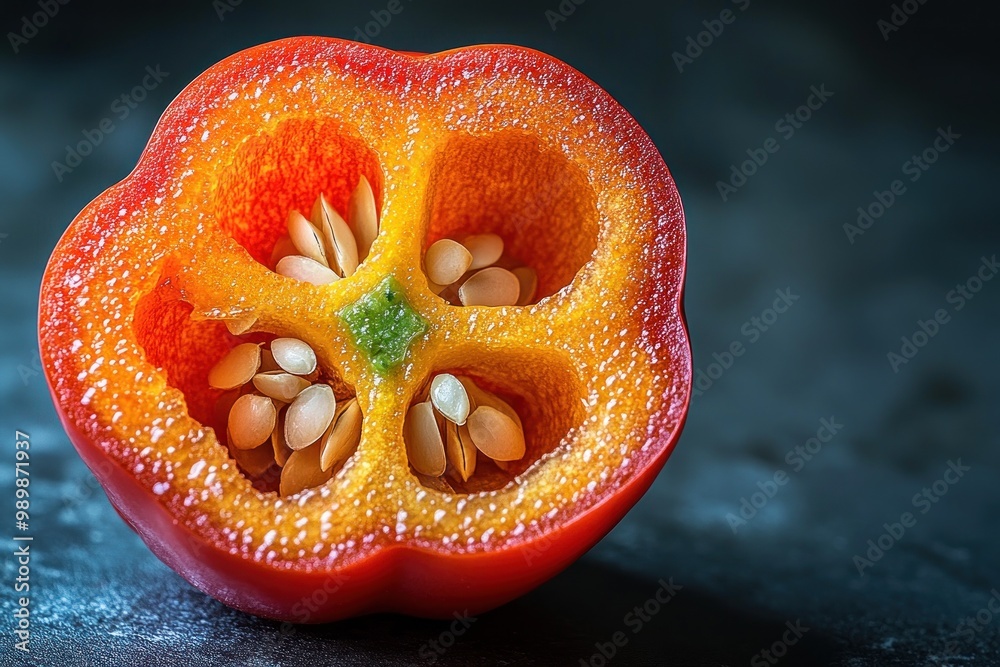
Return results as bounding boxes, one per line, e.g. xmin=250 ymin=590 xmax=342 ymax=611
xmin=886 ymin=254 xmax=996 ymax=373
xmin=844 ymin=126 xmax=959 ymax=244
xmin=17 ymin=348 xmax=43 ymax=387
xmin=521 ymin=532 xmax=553 ymax=567
xmin=351 ymin=0 xmax=416 ymax=44
xmin=927 ymin=588 xmax=1000 ymax=666
xmin=51 ymin=65 xmax=170 ymax=182
xmin=411 ymin=611 xmax=477 ymax=664
xmin=544 ymin=0 xmax=585 ymax=31
xmin=726 ymin=417 xmax=843 ymax=534
xmin=717 ymin=84 xmax=833 ymax=201
xmin=750 ymin=620 xmax=810 ymax=666
xmin=7 ymin=0 xmax=70 ymax=54
xmin=693 ymin=287 xmax=799 ymax=398
xmin=877 ymin=0 xmax=930 ymax=41
xmin=853 ymin=459 xmax=970 ymax=576
xmin=275 ymin=571 xmax=351 ymax=641
xmin=213 ymin=0 xmax=242 ymax=21
xmin=12 ymin=430 xmax=33 ymax=654
xmin=61 ymin=460 xmax=114 ymax=510
xmin=671 ymin=0 xmax=750 ymax=73
xmin=578 ymin=578 xmax=682 ymax=666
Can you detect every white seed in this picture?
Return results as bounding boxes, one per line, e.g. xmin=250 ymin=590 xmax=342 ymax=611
xmin=223 ymin=315 xmax=257 ymax=336
xmin=284 ymin=384 xmax=335 ymax=450
xmin=430 ymin=373 xmax=470 ymax=425
xmin=320 ymin=399 xmax=362 ymax=472
xmin=512 ymin=266 xmax=538 ymax=305
xmin=458 ymin=267 xmax=520 ymax=307
xmin=463 ymin=233 xmax=504 ymax=269
xmin=269 ymin=235 xmax=298 ymax=268
xmin=465 ymin=382 xmax=522 ymax=431
xmin=208 ymin=343 xmax=261 ymax=390
xmin=275 ymin=255 xmax=341 ymax=285
xmin=272 ymin=408 xmax=292 ymax=467
xmin=405 ymin=401 xmax=446 ymax=476
xmin=425 ymin=239 xmax=473 ymax=286
xmin=279 ymin=443 xmax=332 ymax=496
xmin=467 ymin=406 xmax=526 ymax=461
xmin=270 ymin=338 xmax=317 ymax=375
xmin=456 ymin=376 xmax=480 ymax=411
xmin=228 ymin=394 xmax=277 ymax=450
xmin=252 ymin=372 xmax=311 ymax=402
xmin=445 ymin=421 xmax=476 ymax=482
xmin=312 ymin=193 xmax=359 ymax=277
xmin=287 ymin=210 xmax=329 ymax=267
xmin=349 ymin=175 xmax=379 ymax=262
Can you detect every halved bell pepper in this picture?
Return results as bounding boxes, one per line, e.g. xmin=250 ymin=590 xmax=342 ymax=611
xmin=39 ymin=37 xmax=690 ymax=621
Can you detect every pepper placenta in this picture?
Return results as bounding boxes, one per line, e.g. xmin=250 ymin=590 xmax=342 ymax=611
xmin=39 ymin=37 xmax=691 ymax=621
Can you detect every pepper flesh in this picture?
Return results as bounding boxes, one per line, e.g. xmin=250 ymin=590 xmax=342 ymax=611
xmin=39 ymin=38 xmax=690 ymax=621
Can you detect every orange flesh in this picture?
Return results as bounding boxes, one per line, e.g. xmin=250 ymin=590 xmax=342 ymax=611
xmin=41 ymin=42 xmax=685 ymax=566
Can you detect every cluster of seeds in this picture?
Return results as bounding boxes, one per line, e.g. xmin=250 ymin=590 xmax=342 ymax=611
xmin=424 ymin=234 xmax=538 ymax=306
xmin=405 ymin=373 xmax=526 ymax=483
xmin=212 ymin=185 xmax=536 ymax=493
xmin=269 ymin=176 xmax=378 ymax=284
xmin=209 ymin=337 xmax=361 ymax=496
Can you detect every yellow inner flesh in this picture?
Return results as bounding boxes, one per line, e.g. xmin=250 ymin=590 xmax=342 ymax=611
xmin=77 ymin=61 xmax=674 ymax=563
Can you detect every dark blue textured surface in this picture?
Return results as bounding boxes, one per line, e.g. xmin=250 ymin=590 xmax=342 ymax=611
xmin=1 ymin=1 xmax=998 ymax=665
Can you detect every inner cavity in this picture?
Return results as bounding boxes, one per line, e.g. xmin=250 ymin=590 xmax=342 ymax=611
xmin=211 ymin=117 xmax=383 ymax=271
xmin=405 ymin=350 xmax=585 ymax=494
xmin=422 ymin=130 xmax=600 ymax=303
xmin=133 ymin=282 xmax=359 ymax=496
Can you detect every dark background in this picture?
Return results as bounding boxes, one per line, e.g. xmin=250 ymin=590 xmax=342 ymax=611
xmin=1 ymin=0 xmax=998 ymax=665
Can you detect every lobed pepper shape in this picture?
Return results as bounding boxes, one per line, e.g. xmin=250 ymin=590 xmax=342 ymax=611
xmin=39 ymin=37 xmax=691 ymax=622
